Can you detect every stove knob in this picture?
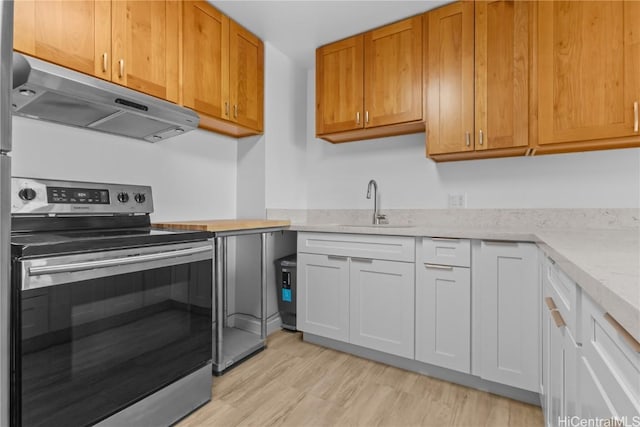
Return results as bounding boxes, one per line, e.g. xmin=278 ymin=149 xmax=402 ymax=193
xmin=117 ymin=192 xmax=129 ymax=203
xmin=134 ymin=193 xmax=146 ymax=204
xmin=18 ymin=188 xmax=36 ymax=201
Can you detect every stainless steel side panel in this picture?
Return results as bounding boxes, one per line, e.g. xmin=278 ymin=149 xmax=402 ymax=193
xmin=94 ymin=364 xmax=212 ymax=427
xmin=0 ymin=155 xmax=10 ymax=427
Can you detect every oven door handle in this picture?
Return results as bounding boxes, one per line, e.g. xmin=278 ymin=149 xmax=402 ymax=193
xmin=28 ymin=246 xmax=212 ymax=276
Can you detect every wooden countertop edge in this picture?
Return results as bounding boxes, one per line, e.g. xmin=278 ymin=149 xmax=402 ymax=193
xmin=152 ymin=219 xmax=291 ymax=232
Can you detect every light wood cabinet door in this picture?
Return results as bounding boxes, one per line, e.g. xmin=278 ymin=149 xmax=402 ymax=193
xmin=182 ymin=1 xmax=229 ymax=121
xmin=426 ymin=1 xmax=475 ymax=156
xmin=229 ymin=20 xmax=264 ymax=132
xmin=297 ymin=253 xmax=350 ymax=342
xmin=538 ymin=1 xmax=640 ymax=145
xmin=349 ymin=258 xmax=414 ymax=359
xmin=415 ymin=263 xmax=471 ymax=373
xmin=13 ymin=0 xmax=111 ymax=80
xmin=316 ymin=35 xmax=364 ymax=135
xmin=111 ymin=0 xmax=179 ymax=102
xmin=473 ymin=241 xmax=539 ymax=393
xmin=475 ymin=1 xmax=529 ymax=151
xmin=364 ymin=16 xmax=422 ymax=128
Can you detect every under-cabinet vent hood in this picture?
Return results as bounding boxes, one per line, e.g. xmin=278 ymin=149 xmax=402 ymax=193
xmin=11 ymin=53 xmax=199 ymax=142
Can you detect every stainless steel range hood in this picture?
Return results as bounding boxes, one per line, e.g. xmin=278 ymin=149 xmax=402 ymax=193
xmin=11 ymin=53 xmax=199 ymax=142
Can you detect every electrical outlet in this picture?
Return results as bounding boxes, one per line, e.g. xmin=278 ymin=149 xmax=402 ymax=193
xmin=447 ymin=193 xmax=467 ymax=209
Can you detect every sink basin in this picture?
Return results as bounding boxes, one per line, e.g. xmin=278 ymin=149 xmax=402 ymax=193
xmin=339 ymin=224 xmax=415 ymax=229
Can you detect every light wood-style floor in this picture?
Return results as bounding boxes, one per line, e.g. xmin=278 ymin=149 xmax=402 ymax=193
xmin=178 ymin=331 xmax=544 ymax=427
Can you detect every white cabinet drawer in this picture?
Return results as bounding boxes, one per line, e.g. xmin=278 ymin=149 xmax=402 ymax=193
xmin=297 ymin=232 xmax=415 ymax=262
xmin=421 ymin=237 xmax=470 ymax=267
xmin=581 ymin=292 xmax=640 ymax=418
xmin=544 ymin=256 xmax=581 ymax=343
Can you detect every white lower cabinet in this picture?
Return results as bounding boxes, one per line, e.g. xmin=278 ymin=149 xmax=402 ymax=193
xmin=297 ymin=252 xmax=350 ymax=342
xmin=350 ymin=258 xmax=414 ymax=358
xmin=473 ymin=241 xmax=540 ymax=392
xmin=415 ymin=262 xmax=471 ymax=373
xmin=297 ymin=232 xmax=415 ymax=352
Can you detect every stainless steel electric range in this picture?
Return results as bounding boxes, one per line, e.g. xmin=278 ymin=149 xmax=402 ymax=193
xmin=9 ymin=177 xmax=214 ymax=427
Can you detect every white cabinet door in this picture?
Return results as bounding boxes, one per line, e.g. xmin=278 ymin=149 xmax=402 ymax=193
xmin=545 ymin=305 xmax=580 ymax=426
xmin=415 ymin=263 xmax=470 ymax=373
xmin=349 ymin=258 xmax=414 ymax=358
xmin=297 ymin=253 xmax=350 ymax=342
xmin=473 ymin=241 xmax=539 ymax=392
xmin=578 ymin=355 xmax=617 ymax=419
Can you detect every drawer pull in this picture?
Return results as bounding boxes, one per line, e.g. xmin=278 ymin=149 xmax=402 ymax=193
xmin=118 ymin=59 xmax=124 ymax=78
xmin=544 ymin=297 xmax=557 ymax=311
xmin=424 ymin=263 xmax=453 ymax=271
xmin=102 ymin=52 xmax=108 ymax=72
xmin=327 ymin=255 xmax=348 ymax=261
xmin=551 ymin=310 xmax=566 ymax=328
xmin=483 ymin=240 xmax=518 ymax=246
xmin=351 ymin=257 xmax=373 ymax=264
xmin=431 ymin=237 xmax=460 ymax=242
xmin=604 ymin=313 xmax=640 ymax=353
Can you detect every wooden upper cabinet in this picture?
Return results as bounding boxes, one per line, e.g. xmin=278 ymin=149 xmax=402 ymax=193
xmin=475 ymin=0 xmax=529 ymax=152
xmin=229 ymin=20 xmax=264 ymax=132
xmin=316 ymin=35 xmax=364 ymax=135
xmin=182 ymin=1 xmax=229 ymax=120
xmin=426 ymin=2 xmax=475 ymax=156
xmin=111 ymin=0 xmax=179 ymax=103
xmin=182 ymin=1 xmax=264 ymax=137
xmin=427 ymin=1 xmax=531 ymax=161
xmin=364 ymin=16 xmax=423 ymax=128
xmin=316 ymin=16 xmax=424 ymax=143
xmin=13 ymin=0 xmax=111 ymax=80
xmin=536 ymin=1 xmax=640 ymax=150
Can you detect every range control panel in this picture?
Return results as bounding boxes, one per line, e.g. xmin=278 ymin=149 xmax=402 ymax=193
xmin=11 ymin=177 xmax=153 ymax=216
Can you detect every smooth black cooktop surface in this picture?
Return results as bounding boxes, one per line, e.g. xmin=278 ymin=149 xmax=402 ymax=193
xmin=11 ymin=227 xmax=213 ymax=258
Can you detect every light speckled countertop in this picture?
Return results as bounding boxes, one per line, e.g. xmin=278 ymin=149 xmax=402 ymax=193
xmin=289 ymin=223 xmax=640 ymax=343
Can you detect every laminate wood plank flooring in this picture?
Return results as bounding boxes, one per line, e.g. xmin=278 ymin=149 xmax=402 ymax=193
xmin=178 ymin=331 xmax=544 ymax=427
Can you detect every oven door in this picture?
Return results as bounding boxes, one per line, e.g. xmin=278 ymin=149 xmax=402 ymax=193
xmin=12 ymin=240 xmax=213 ymax=427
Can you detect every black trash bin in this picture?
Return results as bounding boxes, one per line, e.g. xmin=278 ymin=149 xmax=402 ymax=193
xmin=275 ymin=254 xmax=297 ymax=331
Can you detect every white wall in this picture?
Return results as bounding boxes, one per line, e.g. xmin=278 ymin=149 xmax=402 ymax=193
xmin=303 ymin=69 xmax=640 ymax=210
xmin=12 ymin=116 xmax=238 ymax=221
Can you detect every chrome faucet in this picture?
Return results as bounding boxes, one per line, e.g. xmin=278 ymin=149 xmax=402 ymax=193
xmin=366 ymin=179 xmax=387 ymax=225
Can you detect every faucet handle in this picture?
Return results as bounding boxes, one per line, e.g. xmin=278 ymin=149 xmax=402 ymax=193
xmin=376 ymin=213 xmax=389 ymax=224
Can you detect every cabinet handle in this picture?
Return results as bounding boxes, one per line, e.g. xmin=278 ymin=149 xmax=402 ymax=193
xmin=604 ymin=313 xmax=640 ymax=353
xmin=545 ymin=297 xmax=566 ymax=328
xmin=431 ymin=237 xmax=459 ymax=242
xmin=634 ymin=101 xmax=638 ymax=133
xmin=118 ymin=59 xmax=124 ymax=78
xmin=351 ymin=257 xmax=372 ymax=264
xmin=544 ymin=297 xmax=557 ymax=311
xmin=327 ymin=255 xmax=348 ymax=261
xmin=465 ymin=132 xmax=470 ymax=147
xmin=551 ymin=310 xmax=566 ymax=328
xmin=225 ymin=102 xmax=229 ymax=117
xmin=424 ymin=263 xmax=453 ymax=271
xmin=483 ymin=240 xmax=518 ymax=247
xmin=356 ymin=111 xmax=360 ymax=125
xmin=479 ymin=129 xmax=484 ymax=146
xmin=365 ymin=111 xmax=369 ymax=124
xmin=102 ymin=52 xmax=108 ymax=73
xmin=234 ymin=105 xmax=238 ymax=118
